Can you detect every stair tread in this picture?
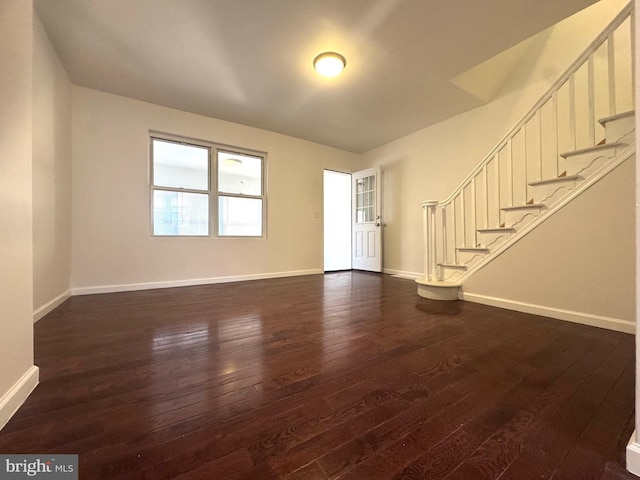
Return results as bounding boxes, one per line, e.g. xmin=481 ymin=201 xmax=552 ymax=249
xmin=598 ymin=110 xmax=635 ymax=126
xmin=560 ymin=141 xmax=625 ymax=158
xmin=415 ymin=278 xmax=462 ymax=287
xmin=529 ymin=174 xmax=581 ymax=186
xmin=457 ymin=247 xmax=490 ymax=252
xmin=477 ymin=227 xmax=516 ymax=233
xmin=438 ymin=263 xmax=468 ymax=270
xmin=501 ymin=204 xmax=545 ymax=211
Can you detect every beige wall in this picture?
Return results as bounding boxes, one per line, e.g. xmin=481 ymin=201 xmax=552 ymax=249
xmin=71 ymin=87 xmax=360 ymax=291
xmin=32 ymin=14 xmax=72 ymax=315
xmin=0 ymin=0 xmax=36 ymax=424
xmin=362 ymin=0 xmax=630 ymax=277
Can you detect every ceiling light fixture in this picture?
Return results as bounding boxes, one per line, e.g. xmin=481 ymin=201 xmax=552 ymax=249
xmin=224 ymin=158 xmax=243 ymax=167
xmin=313 ymin=52 xmax=346 ymax=77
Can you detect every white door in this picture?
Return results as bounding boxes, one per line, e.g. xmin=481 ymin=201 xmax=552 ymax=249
xmin=352 ymin=166 xmax=382 ymax=272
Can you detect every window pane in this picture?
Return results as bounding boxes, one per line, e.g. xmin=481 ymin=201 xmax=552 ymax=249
xmin=355 ymin=174 xmax=375 ymax=224
xmin=218 ymin=151 xmax=262 ymax=196
xmin=153 ymin=190 xmax=209 ymax=236
xmin=153 ymin=139 xmax=209 ymax=190
xmin=218 ymin=196 xmax=262 ymax=236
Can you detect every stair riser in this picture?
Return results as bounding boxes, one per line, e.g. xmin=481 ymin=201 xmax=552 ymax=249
xmin=417 ymin=283 xmax=459 ymax=300
xmin=604 ymin=114 xmax=635 ymax=143
xmin=502 ymin=209 xmax=542 ymax=228
xmin=530 ymin=180 xmax=577 ymax=204
xmin=477 ymin=231 xmax=513 ymax=249
xmin=566 ymin=149 xmax=618 ymax=177
xmin=441 ymin=269 xmax=464 ymax=282
xmin=456 ymin=250 xmax=488 ymax=267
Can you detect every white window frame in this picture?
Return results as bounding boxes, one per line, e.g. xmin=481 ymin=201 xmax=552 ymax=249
xmin=215 ymin=147 xmax=267 ymax=238
xmin=150 ymin=132 xmax=267 ymax=238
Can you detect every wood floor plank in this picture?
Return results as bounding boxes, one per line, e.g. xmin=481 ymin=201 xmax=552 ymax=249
xmin=170 ymin=448 xmax=254 ymax=480
xmin=315 ymin=385 xmax=466 ymax=479
xmin=285 ymin=462 xmax=329 ymax=480
xmin=549 ymin=359 xmax=636 ymax=480
xmin=389 ymin=326 xmax=596 ymax=479
xmin=496 ymin=335 xmax=633 ymax=480
xmin=0 ymin=272 xmax=634 ymax=480
xmin=267 ymin=398 xmax=410 ymax=476
xmin=443 ymin=328 xmax=618 ymax=480
xmin=331 ymin=341 xmax=558 ymax=480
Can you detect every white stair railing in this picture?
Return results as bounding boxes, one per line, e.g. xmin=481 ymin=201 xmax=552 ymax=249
xmin=422 ymin=2 xmax=634 ymax=283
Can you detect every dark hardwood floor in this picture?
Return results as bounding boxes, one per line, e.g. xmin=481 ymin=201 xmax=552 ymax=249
xmin=0 ymin=271 xmax=636 ymax=479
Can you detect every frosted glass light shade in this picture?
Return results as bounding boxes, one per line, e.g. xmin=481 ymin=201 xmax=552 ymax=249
xmin=313 ymin=52 xmax=346 ymax=77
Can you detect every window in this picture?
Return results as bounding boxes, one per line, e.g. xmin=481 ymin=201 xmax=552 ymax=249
xmin=217 ymin=150 xmax=263 ymax=236
xmin=152 ymin=139 xmax=210 ymax=236
xmin=355 ymin=174 xmax=376 ymax=223
xmin=150 ymin=135 xmax=266 ymax=237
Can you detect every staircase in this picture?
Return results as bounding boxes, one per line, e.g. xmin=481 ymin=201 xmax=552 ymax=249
xmin=416 ymin=2 xmax=635 ymax=301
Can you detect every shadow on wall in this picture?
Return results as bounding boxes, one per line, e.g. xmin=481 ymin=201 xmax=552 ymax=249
xmin=379 ymin=157 xmax=405 ymax=271
xmin=450 ymin=30 xmax=553 ymax=104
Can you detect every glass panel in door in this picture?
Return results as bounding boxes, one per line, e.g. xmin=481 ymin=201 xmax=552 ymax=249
xmin=355 ymin=174 xmax=376 ymax=223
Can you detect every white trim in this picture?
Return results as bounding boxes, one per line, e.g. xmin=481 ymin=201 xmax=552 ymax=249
xmin=626 ymin=431 xmax=640 ymax=476
xmin=33 ymin=289 xmax=71 ymax=323
xmin=384 ymin=268 xmax=422 ymax=280
xmin=0 ymin=366 xmax=39 ymax=431
xmin=459 ymin=291 xmax=635 ymax=334
xmin=417 ymin=282 xmax=460 ymax=301
xmin=71 ymin=269 xmax=323 ymax=296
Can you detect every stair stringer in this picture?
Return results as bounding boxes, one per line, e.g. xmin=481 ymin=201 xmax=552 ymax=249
xmin=456 ymin=139 xmax=635 ymax=284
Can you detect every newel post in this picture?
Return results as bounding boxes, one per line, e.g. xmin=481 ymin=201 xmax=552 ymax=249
xmin=423 ymin=201 xmax=439 ymax=281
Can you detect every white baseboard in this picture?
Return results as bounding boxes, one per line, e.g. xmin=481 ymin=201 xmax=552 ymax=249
xmin=71 ymin=269 xmax=324 ymax=296
xmin=384 ymin=268 xmax=422 ymax=280
xmin=627 ymin=431 xmax=640 ymax=476
xmin=0 ymin=366 xmax=39 ymax=431
xmin=33 ymin=289 xmax=71 ymax=323
xmin=459 ymin=291 xmax=635 ymax=334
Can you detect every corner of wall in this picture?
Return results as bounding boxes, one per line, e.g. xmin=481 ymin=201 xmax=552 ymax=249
xmin=32 ymin=6 xmax=73 ymax=318
xmin=0 ymin=0 xmax=36 ymax=430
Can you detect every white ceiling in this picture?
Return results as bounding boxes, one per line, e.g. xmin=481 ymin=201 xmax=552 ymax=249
xmin=34 ymin=0 xmax=598 ymax=153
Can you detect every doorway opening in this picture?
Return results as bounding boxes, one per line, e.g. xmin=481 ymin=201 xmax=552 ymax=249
xmin=323 ymin=170 xmax=351 ymax=271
